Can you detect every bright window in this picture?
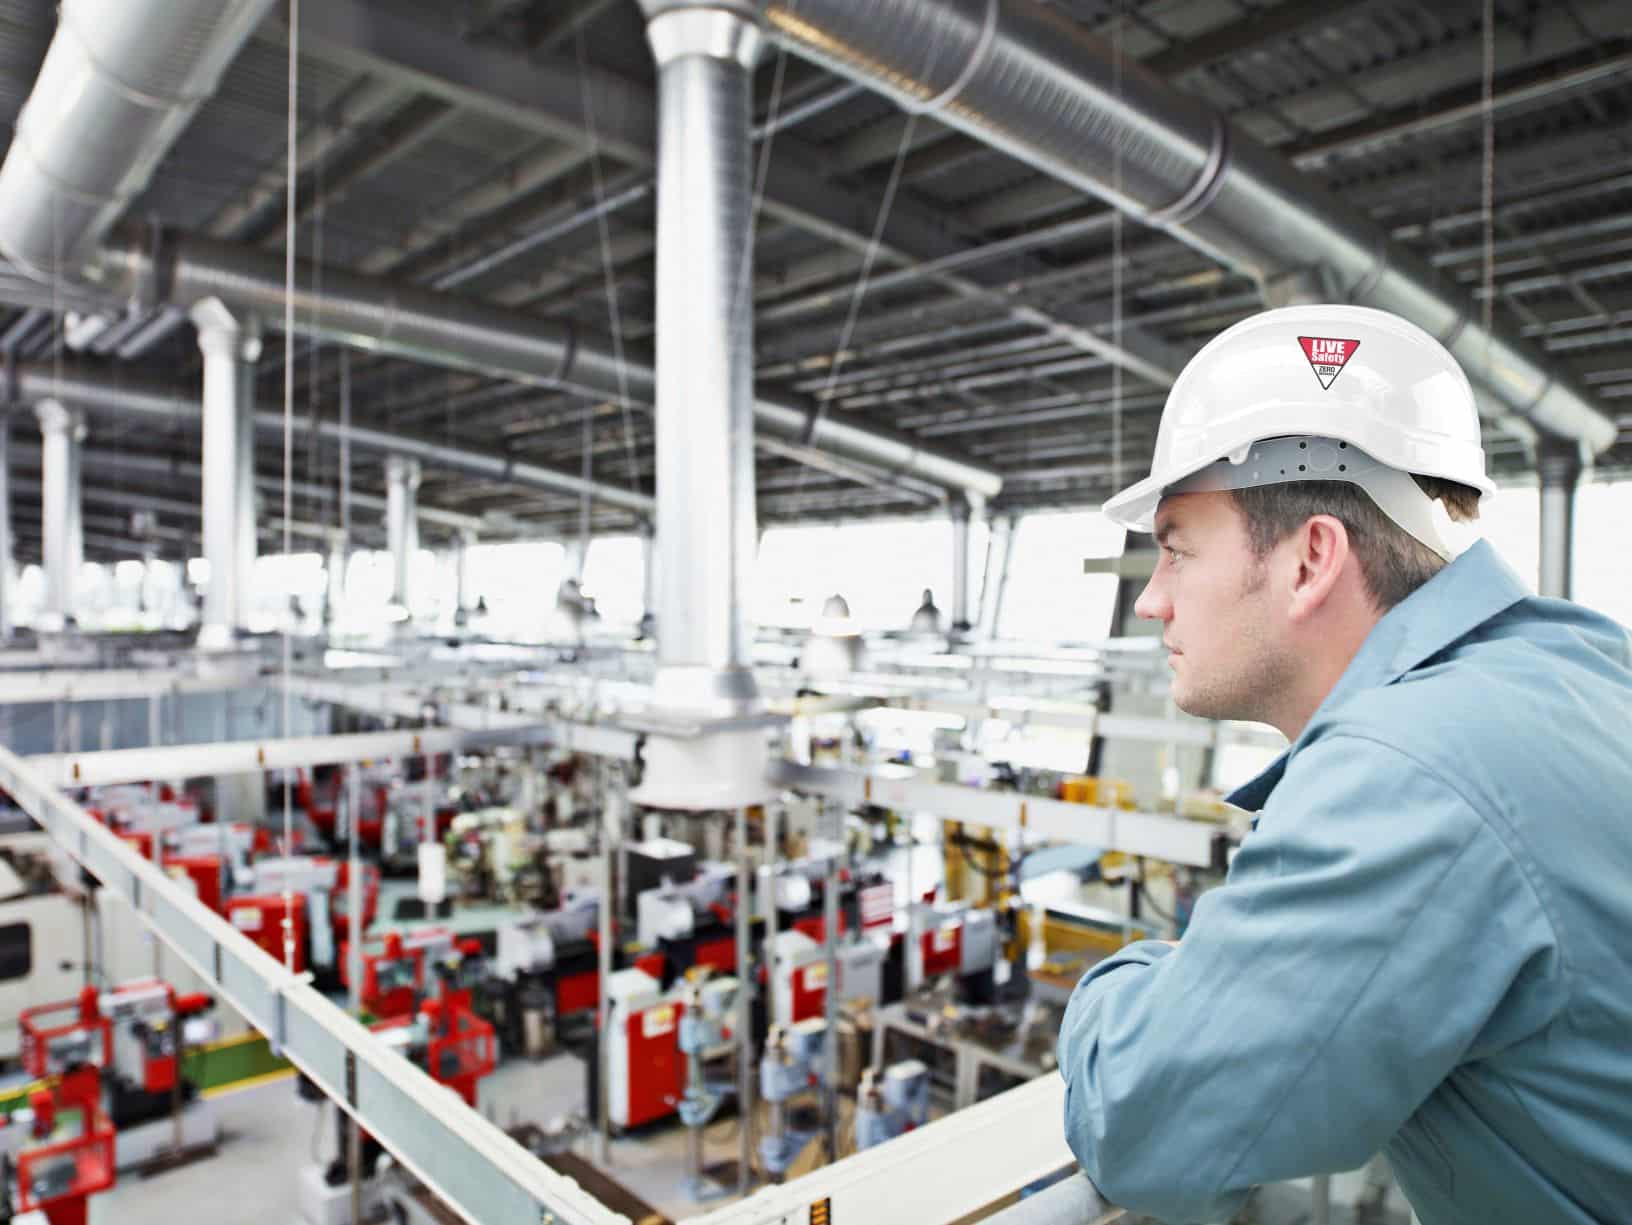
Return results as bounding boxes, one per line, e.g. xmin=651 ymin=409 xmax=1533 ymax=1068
xmin=998 ymin=510 xmax=1124 ymax=642
xmin=582 ymin=535 xmax=646 ymax=630
xmin=755 ymin=517 xmax=989 ymax=632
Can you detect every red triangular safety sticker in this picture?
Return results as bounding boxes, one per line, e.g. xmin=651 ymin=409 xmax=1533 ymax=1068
xmin=1297 ymin=335 xmax=1360 ymax=390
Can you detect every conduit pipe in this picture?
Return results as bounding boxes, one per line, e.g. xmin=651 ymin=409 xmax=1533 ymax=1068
xmin=754 ymin=0 xmax=1618 ymax=455
xmin=8 ymin=364 xmax=654 ymax=516
xmin=88 ymin=231 xmax=1002 ymax=499
xmin=0 ymin=0 xmax=276 ymax=278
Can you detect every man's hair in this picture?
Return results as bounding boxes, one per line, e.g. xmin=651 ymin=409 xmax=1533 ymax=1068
xmin=1229 ymin=476 xmax=1482 ymax=611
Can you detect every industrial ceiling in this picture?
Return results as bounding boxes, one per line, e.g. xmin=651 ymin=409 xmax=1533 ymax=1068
xmin=0 ymin=0 xmax=1626 ymax=563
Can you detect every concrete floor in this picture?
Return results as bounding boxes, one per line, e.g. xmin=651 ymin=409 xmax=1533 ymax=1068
xmin=85 ymin=1050 xmax=751 ymax=1225
xmin=92 ymin=1074 xmax=324 ymax=1225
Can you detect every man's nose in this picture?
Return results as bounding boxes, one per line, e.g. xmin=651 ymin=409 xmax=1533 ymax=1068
xmin=1133 ymin=572 xmax=1170 ymax=622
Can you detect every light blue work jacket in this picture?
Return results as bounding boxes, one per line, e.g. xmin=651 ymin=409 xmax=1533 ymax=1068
xmin=1057 ymin=540 xmax=1632 ymax=1224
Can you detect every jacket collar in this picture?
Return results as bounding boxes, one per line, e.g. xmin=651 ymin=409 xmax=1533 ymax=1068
xmin=1226 ymin=540 xmax=1530 ymax=812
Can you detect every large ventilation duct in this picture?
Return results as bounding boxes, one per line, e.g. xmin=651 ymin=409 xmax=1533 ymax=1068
xmin=632 ymin=0 xmax=772 ymax=813
xmin=754 ymin=0 xmax=1618 ymax=456
xmin=10 ymin=365 xmax=655 ymax=517
xmin=0 ymin=0 xmax=276 ymax=280
xmin=90 ymin=231 xmax=1002 ymax=500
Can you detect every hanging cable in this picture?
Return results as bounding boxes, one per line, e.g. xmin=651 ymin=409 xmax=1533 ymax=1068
xmin=573 ymin=27 xmax=644 ymax=503
xmin=280 ymin=0 xmax=300 ymax=976
xmin=1481 ymin=0 xmax=1497 ymax=356
xmin=1110 ymin=5 xmax=1125 ymax=499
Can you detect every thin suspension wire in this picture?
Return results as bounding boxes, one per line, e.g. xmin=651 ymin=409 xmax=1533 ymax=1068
xmin=789 ymin=112 xmax=921 ymax=501
xmin=574 ymin=27 xmax=643 ymax=502
xmin=1110 ymin=7 xmax=1124 ymax=499
xmin=279 ymin=0 xmax=299 ymax=976
xmin=1480 ymin=0 xmax=1496 ymax=352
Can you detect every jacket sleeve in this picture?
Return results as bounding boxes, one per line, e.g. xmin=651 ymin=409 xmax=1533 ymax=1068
xmin=1055 ymin=730 xmax=1564 ymax=1224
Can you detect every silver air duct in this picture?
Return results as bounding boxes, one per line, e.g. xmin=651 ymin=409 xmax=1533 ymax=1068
xmin=11 ymin=365 xmax=655 ymax=517
xmin=754 ymin=0 xmax=1618 ymax=455
xmin=90 ymin=231 xmax=1003 ymax=500
xmin=0 ymin=0 xmax=276 ymax=279
xmin=632 ymin=0 xmax=774 ymax=811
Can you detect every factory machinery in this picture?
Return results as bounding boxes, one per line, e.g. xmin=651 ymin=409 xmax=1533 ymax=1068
xmin=0 ymin=646 xmax=1239 ymax=1225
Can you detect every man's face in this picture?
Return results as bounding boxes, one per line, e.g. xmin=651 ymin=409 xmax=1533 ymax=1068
xmin=1132 ymin=491 xmax=1297 ymax=724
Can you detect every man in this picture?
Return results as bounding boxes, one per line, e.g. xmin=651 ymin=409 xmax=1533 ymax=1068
xmin=1056 ymin=305 xmax=1632 ymax=1225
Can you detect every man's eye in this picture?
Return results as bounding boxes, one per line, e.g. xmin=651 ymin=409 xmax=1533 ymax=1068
xmin=1165 ymin=547 xmax=1182 ymax=562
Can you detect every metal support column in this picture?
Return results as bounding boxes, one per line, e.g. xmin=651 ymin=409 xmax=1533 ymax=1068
xmin=1537 ymin=439 xmax=1582 ymax=600
xmin=822 ymin=845 xmax=840 ymax=1163
xmin=324 ymin=533 xmax=345 ymax=631
xmin=453 ymin=527 xmax=476 ymax=628
xmin=735 ymin=805 xmax=753 ymax=1192
xmin=637 ymin=517 xmax=656 ymax=640
xmin=191 ymin=298 xmax=262 ymax=651
xmin=949 ymin=495 xmax=976 ymax=636
xmin=34 ymin=398 xmax=85 ymax=632
xmin=385 ymin=455 xmax=421 ymax=618
xmin=0 ymin=420 xmax=11 ymax=642
xmin=976 ymin=513 xmax=1017 ymax=641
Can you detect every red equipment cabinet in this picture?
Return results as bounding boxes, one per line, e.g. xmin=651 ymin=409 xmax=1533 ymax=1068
xmin=226 ymin=894 xmax=307 ymax=972
xmin=606 ymin=969 xmax=687 ymax=1129
xmin=919 ymin=920 xmax=962 ymax=979
xmin=162 ymin=854 xmax=224 ymax=913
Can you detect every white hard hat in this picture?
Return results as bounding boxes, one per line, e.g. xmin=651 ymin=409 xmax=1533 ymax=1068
xmin=1102 ymin=304 xmax=1495 ymax=558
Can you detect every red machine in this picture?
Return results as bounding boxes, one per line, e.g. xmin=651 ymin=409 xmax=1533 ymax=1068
xmin=226 ymin=857 xmax=380 ymax=980
xmin=12 ymin=1064 xmax=115 ymax=1225
xmin=370 ymin=941 xmax=496 ymax=1108
xmin=344 ymin=930 xmax=432 ymax=1019
xmin=97 ymin=980 xmax=214 ymax=1127
xmin=11 ymin=990 xmax=118 ymax=1225
xmin=19 ymin=988 xmax=112 ymax=1080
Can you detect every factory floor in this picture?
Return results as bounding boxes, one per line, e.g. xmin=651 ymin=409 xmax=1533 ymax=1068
xmin=87 ymin=1049 xmax=777 ymax=1225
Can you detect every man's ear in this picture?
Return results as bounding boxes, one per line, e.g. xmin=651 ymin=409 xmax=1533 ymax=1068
xmin=1287 ymin=515 xmax=1350 ymax=623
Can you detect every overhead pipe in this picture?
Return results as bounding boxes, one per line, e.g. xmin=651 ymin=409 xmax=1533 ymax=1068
xmin=754 ymin=0 xmax=1619 ymax=455
xmin=0 ymin=0 xmax=277 ymax=279
xmin=8 ymin=364 xmax=654 ymax=516
xmin=88 ymin=230 xmax=1001 ymax=499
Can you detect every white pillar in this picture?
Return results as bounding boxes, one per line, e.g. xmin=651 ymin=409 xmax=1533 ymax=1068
xmin=0 ymin=422 xmax=11 ymax=642
xmin=324 ymin=534 xmax=346 ymax=629
xmin=1537 ymin=439 xmax=1580 ymax=600
xmin=34 ymin=398 xmax=85 ymax=632
xmin=453 ymin=527 xmax=475 ymax=627
xmin=191 ymin=298 xmax=262 ymax=650
xmin=950 ymin=494 xmax=985 ymax=635
xmin=385 ymin=455 xmax=420 ymax=613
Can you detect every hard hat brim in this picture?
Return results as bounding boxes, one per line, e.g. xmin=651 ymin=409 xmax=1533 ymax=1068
xmin=1101 ymin=454 xmax=1219 ymax=534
